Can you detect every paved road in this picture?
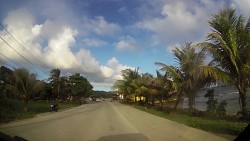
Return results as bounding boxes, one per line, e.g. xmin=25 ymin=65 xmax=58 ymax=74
xmin=0 ymin=101 xmax=231 ymax=141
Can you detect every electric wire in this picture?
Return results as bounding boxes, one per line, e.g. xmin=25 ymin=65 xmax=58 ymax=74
xmin=0 ymin=37 xmax=49 ymax=79
xmin=0 ymin=52 xmax=48 ymax=80
xmin=0 ymin=24 xmax=53 ymax=71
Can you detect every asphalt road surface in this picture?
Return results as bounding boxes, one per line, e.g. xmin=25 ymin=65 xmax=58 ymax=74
xmin=0 ymin=101 xmax=231 ymax=141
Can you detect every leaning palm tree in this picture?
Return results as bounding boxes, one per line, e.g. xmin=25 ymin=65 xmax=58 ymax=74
xmin=203 ymin=8 xmax=250 ymax=118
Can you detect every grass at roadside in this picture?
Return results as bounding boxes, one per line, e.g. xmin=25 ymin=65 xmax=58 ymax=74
xmin=126 ymin=103 xmax=248 ymax=137
xmin=0 ymin=99 xmax=78 ymax=123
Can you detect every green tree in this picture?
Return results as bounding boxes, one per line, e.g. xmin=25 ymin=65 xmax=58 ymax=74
xmin=205 ymin=89 xmax=218 ymax=114
xmin=0 ymin=66 xmax=17 ymax=99
xmin=69 ymin=73 xmax=93 ymax=98
xmin=154 ymin=70 xmax=177 ymax=109
xmin=13 ymin=68 xmax=43 ymax=111
xmin=216 ymin=101 xmax=227 ymax=117
xmin=113 ymin=68 xmax=140 ymax=101
xmin=134 ymin=73 xmax=153 ymax=105
xmin=203 ymin=8 xmax=250 ymax=118
xmin=49 ymin=68 xmax=64 ymax=99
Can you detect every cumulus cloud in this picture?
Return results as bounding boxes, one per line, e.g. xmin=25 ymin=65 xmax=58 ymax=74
xmin=44 ymin=27 xmax=78 ymax=70
xmin=31 ymin=24 xmax=42 ymax=36
xmin=75 ymin=49 xmax=100 ymax=74
xmin=100 ymin=66 xmax=114 ymax=78
xmin=92 ymin=57 xmax=135 ymax=89
xmin=3 ymin=8 xmax=35 ymax=43
xmin=115 ymin=36 xmax=139 ymax=51
xmin=107 ymin=57 xmax=135 ymax=79
xmin=134 ymin=0 xmax=223 ymax=48
xmin=1 ymin=8 xmax=44 ymax=66
xmin=0 ymin=7 xmax=132 ymax=89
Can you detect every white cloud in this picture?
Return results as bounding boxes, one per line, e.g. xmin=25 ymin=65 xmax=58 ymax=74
xmin=107 ymin=57 xmax=120 ymax=67
xmin=31 ymin=24 xmax=42 ymax=36
xmin=3 ymin=8 xmax=35 ymax=43
xmin=100 ymin=66 xmax=114 ymax=78
xmin=107 ymin=57 xmax=134 ymax=80
xmin=231 ymin=0 xmax=250 ymax=18
xmin=44 ymin=27 xmax=78 ymax=70
xmin=90 ymin=57 xmax=135 ymax=90
xmin=134 ymin=0 xmax=223 ymax=48
xmin=115 ymin=36 xmax=139 ymax=51
xmin=40 ymin=20 xmax=65 ymax=39
xmin=0 ymin=8 xmax=133 ymax=89
xmin=1 ymin=8 xmax=44 ymax=66
xmin=75 ymin=49 xmax=100 ymax=74
xmin=83 ymin=16 xmax=121 ymax=36
xmin=82 ymin=38 xmax=107 ymax=47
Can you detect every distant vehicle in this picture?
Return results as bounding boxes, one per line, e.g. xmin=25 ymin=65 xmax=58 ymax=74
xmin=96 ymin=98 xmax=101 ymax=102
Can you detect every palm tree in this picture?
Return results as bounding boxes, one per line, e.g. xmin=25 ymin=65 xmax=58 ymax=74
xmin=49 ymin=68 xmax=63 ymax=99
xmin=156 ymin=43 xmax=218 ymax=112
xmin=203 ymin=8 xmax=250 ymax=118
xmin=113 ymin=68 xmax=140 ymax=101
xmin=135 ymin=73 xmax=153 ymax=105
xmin=14 ymin=68 xmax=43 ymax=111
xmin=154 ymin=70 xmax=177 ymax=109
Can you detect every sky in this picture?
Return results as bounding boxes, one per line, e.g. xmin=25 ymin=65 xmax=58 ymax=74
xmin=0 ymin=0 xmax=249 ymax=91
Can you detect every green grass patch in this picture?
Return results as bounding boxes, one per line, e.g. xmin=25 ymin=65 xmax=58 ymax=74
xmin=131 ymin=104 xmax=248 ymax=136
xmin=0 ymin=99 xmax=78 ymax=123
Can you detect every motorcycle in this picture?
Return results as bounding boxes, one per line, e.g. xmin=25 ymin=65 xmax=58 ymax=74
xmin=50 ymin=103 xmax=58 ymax=112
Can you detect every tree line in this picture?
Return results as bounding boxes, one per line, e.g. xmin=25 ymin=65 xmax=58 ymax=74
xmin=0 ymin=67 xmax=93 ymax=111
xmin=113 ymin=8 xmax=250 ymax=119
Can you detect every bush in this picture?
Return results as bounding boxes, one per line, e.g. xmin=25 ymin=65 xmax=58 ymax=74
xmin=216 ymin=101 xmax=227 ymax=117
xmin=0 ymin=99 xmax=78 ymax=123
xmin=204 ymin=89 xmax=228 ymax=118
xmin=205 ymin=89 xmax=217 ymax=114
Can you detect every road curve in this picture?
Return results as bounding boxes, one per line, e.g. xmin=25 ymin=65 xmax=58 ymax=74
xmin=0 ymin=101 xmax=230 ymax=141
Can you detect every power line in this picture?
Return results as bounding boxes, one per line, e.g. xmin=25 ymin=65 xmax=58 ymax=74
xmin=0 ymin=24 xmax=53 ymax=71
xmin=0 ymin=37 xmax=49 ymax=77
xmin=0 ymin=54 xmax=18 ymax=69
xmin=0 ymin=52 xmax=48 ymax=80
xmin=0 ymin=52 xmax=19 ymax=66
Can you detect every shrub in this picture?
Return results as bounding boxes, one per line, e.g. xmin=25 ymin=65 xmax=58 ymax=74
xmin=216 ymin=101 xmax=227 ymax=117
xmin=205 ymin=89 xmax=217 ymax=114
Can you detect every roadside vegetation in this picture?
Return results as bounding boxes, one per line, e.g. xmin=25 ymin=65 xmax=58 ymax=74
xmin=122 ymin=101 xmax=248 ymax=136
xmin=0 ymin=67 xmax=93 ymax=123
xmin=0 ymin=99 xmax=78 ymax=123
xmin=113 ymin=7 xmax=250 ymax=137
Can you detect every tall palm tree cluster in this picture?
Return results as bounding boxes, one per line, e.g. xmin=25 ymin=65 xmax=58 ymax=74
xmin=113 ymin=8 xmax=250 ymax=118
xmin=0 ymin=67 xmax=93 ymax=111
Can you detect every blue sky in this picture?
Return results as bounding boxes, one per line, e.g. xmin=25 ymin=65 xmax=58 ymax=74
xmin=0 ymin=0 xmax=249 ymax=91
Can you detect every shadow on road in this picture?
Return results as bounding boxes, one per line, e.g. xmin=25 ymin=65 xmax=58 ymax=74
xmin=95 ymin=133 xmax=150 ymax=141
